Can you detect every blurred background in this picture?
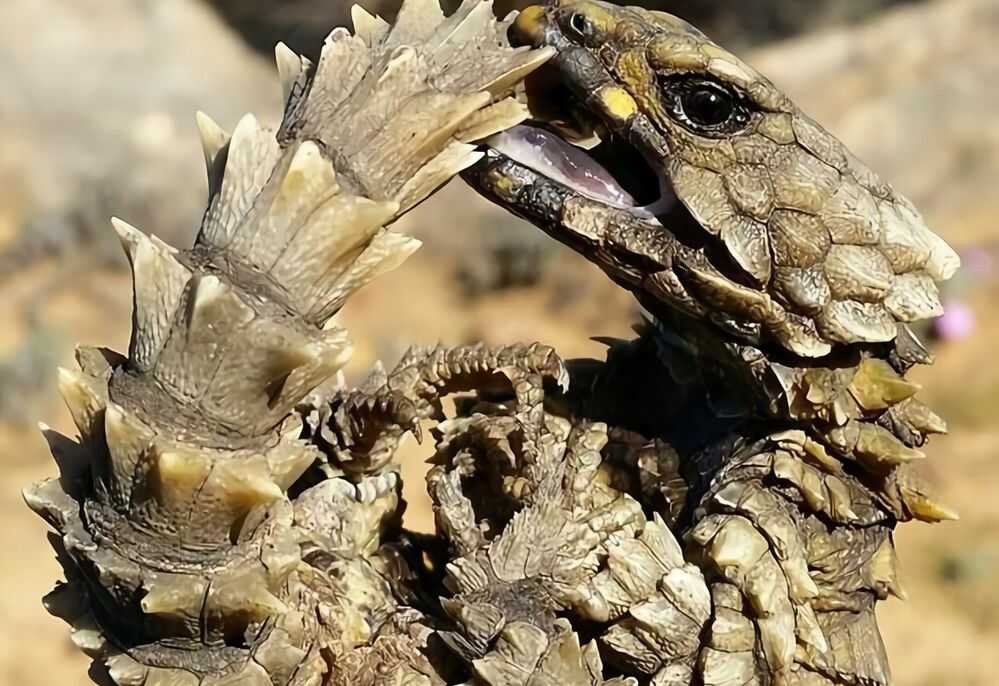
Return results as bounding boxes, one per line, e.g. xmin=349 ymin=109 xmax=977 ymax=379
xmin=1 ymin=0 xmax=997 ymax=684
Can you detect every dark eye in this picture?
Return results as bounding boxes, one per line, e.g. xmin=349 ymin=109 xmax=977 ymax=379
xmin=683 ymin=84 xmax=734 ymax=126
xmin=661 ymin=76 xmax=752 ymax=135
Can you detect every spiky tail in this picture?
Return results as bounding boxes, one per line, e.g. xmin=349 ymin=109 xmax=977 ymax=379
xmin=23 ymin=2 xmax=551 ymax=683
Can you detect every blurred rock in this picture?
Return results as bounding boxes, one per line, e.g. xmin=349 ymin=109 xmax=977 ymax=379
xmin=749 ymin=0 xmax=999 ymax=247
xmin=457 ymin=227 xmax=556 ymax=296
xmin=0 ymin=0 xmax=281 ymax=258
xmin=0 ymin=321 xmax=59 ymax=423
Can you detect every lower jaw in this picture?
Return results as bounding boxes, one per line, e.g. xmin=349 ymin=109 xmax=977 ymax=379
xmin=461 ymin=150 xmax=677 ymax=301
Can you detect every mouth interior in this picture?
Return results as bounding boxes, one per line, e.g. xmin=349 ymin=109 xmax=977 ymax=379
xmin=485 ymin=123 xmax=671 ymax=215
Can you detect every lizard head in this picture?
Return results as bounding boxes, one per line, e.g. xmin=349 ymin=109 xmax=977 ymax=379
xmin=465 ymin=0 xmax=959 ymax=359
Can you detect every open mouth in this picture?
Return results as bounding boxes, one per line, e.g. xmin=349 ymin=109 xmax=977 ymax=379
xmin=473 ymin=104 xmax=758 ymax=293
xmin=479 ymin=67 xmax=677 ymax=222
xmin=484 ymin=123 xmax=676 ymax=218
xmin=483 ymin=120 xmax=681 ymax=223
xmin=470 ymin=61 xmax=749 ymax=283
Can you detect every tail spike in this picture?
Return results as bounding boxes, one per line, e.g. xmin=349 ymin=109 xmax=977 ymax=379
xmin=364 ymin=90 xmax=491 ymax=178
xmin=42 ymin=582 xmax=88 ymax=623
xmin=823 ymin=476 xmax=860 ymax=523
xmin=281 ymin=140 xmax=338 ymax=202
xmin=855 ymin=422 xmax=926 ymax=471
xmin=112 ymin=217 xmax=192 ymax=371
xmin=350 ymin=4 xmax=390 ymax=45
xmin=209 ymin=568 xmax=288 ymax=621
xmin=22 ymin=478 xmax=75 ymax=527
xmin=208 ymin=460 xmax=285 ymax=513
xmin=234 ymin=139 xmax=341 ymax=272
xmin=152 ymin=447 xmax=213 ymax=514
xmin=140 ymin=573 xmax=208 ymax=617
xmin=103 ymin=403 xmax=155 ymax=504
xmin=309 ymin=229 xmax=421 ymax=323
xmin=477 ymin=46 xmax=555 ymax=98
xmin=433 ymin=0 xmax=496 ymax=54
xmin=866 ymin=538 xmax=908 ymax=601
xmin=68 ymin=614 xmax=107 ymax=657
xmin=186 ymin=274 xmax=254 ymax=337
xmin=56 ymin=366 xmax=107 ymax=440
xmin=111 ymin=217 xmax=191 ymax=371
xmin=270 ymin=194 xmax=399 ymax=312
xmin=848 ymin=358 xmax=921 ymax=411
xmin=106 ymin=653 xmax=149 ymax=686
xmin=895 ymin=397 xmax=948 ymax=436
xmin=147 ymin=272 xmax=258 ymax=403
xmin=395 ymin=143 xmax=484 ymax=213
xmin=455 ymin=98 xmax=533 ymax=144
xmin=194 ymin=111 xmax=230 ymax=190
xmin=195 ymin=319 xmax=350 ymax=432
xmin=895 ymin=465 xmax=959 ymax=523
xmin=901 ymin=487 xmax=960 ymax=523
xmin=389 ymin=0 xmax=446 ymax=44
xmin=200 ymin=112 xmax=281 ymax=248
xmin=274 ymin=42 xmax=304 ymax=105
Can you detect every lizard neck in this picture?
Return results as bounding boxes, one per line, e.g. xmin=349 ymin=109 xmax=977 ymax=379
xmin=641 ymin=300 xmax=950 ymax=522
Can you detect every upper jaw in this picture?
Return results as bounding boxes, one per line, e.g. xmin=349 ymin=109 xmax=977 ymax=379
xmin=468 ymin=2 xmax=683 ymax=244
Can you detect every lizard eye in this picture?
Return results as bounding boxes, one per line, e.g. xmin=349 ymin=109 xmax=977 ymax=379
xmin=661 ymin=76 xmax=751 ymax=135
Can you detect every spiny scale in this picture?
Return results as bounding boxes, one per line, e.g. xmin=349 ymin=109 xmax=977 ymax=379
xmin=24 ymin=0 xmax=552 ymax=683
xmin=274 ymin=42 xmax=308 ymax=105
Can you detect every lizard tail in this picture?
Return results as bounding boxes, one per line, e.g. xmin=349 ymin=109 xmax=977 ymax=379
xmin=23 ymin=1 xmax=551 ymax=684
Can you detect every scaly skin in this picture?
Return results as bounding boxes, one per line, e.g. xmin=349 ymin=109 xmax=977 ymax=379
xmin=460 ymin=1 xmax=962 ymax=683
xmin=25 ymin=1 xmax=962 ymax=685
xmin=23 ymin=1 xmax=552 ymax=683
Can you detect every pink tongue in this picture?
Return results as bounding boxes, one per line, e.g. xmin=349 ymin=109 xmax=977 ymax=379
xmin=486 ymin=125 xmax=637 ymax=208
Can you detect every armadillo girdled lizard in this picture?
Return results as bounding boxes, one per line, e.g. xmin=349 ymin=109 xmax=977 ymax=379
xmin=25 ymin=1 xmax=959 ymax=685
xmin=457 ymin=1 xmax=960 ymax=683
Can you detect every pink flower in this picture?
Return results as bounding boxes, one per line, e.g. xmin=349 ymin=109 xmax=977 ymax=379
xmin=934 ymin=301 xmax=975 ymax=341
